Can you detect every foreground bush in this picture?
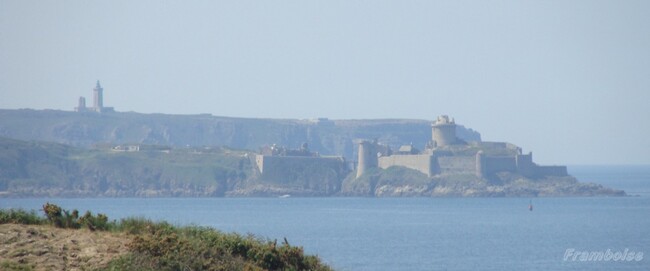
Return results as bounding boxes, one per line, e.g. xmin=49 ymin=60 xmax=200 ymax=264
xmin=0 ymin=208 xmax=45 ymax=225
xmin=42 ymin=202 xmax=111 ymax=231
xmin=101 ymin=219 xmax=332 ymax=271
xmin=1 ymin=204 xmax=333 ymax=271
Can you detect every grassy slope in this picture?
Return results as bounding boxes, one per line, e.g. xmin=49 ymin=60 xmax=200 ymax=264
xmin=0 ymin=206 xmax=333 ymax=271
xmin=0 ymin=137 xmax=254 ymax=197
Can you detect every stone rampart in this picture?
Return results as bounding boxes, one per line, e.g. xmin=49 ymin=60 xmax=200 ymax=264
xmin=483 ymin=156 xmax=517 ymax=175
xmin=437 ymin=156 xmax=476 ymax=174
xmin=256 ymin=155 xmax=347 ymax=182
xmin=378 ymin=154 xmax=434 ymax=176
xmin=535 ymin=165 xmax=568 ymax=177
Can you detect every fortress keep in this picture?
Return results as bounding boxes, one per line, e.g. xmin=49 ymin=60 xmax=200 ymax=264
xmin=357 ymin=115 xmax=567 ymax=180
xmin=431 ymin=115 xmax=460 ymax=147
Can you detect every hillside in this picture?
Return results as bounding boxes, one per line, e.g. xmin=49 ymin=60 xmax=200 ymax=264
xmin=0 ymin=109 xmax=626 ymax=198
xmin=0 ymin=206 xmax=332 ymax=271
xmin=0 ymin=137 xmax=256 ymax=197
xmin=0 ymin=109 xmax=481 ymax=160
xmin=0 ymin=137 xmax=625 ymax=197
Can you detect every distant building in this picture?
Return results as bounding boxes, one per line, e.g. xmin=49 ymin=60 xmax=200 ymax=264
xmin=74 ymin=97 xmax=87 ymax=112
xmin=356 ymin=115 xmax=568 ymax=179
xmin=255 ymin=143 xmax=348 ymax=188
xmin=431 ymin=115 xmax=460 ymax=147
xmin=93 ymin=80 xmax=103 ymax=110
xmin=75 ymin=80 xmax=114 ymax=113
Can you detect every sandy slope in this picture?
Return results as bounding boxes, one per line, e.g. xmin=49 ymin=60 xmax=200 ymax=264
xmin=0 ymin=224 xmax=129 ymax=270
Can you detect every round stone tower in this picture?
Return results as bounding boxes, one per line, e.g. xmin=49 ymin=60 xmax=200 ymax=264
xmin=356 ymin=140 xmax=378 ymax=178
xmin=475 ymin=150 xmax=484 ymax=178
xmin=431 ymin=115 xmax=458 ymax=147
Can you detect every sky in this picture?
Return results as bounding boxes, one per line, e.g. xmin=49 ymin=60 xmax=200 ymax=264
xmin=1 ymin=1 xmax=649 ymax=165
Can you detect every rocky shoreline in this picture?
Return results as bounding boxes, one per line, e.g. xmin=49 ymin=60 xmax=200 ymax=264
xmin=0 ymin=175 xmax=625 ymax=198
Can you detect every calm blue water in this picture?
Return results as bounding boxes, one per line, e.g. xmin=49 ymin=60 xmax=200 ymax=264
xmin=2 ymin=165 xmax=649 ymax=270
xmin=569 ymin=165 xmax=650 ymax=197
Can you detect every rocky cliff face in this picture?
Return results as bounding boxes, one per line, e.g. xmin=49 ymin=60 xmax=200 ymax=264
xmin=0 ymin=109 xmax=625 ymax=198
xmin=0 ymin=137 xmax=254 ymax=197
xmin=0 ymin=137 xmax=626 ymax=198
xmin=0 ymin=109 xmax=481 ymax=160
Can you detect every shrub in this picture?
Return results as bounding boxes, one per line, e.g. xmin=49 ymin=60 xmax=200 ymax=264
xmin=41 ymin=202 xmax=113 ymax=231
xmin=3 ymin=203 xmax=334 ymax=271
xmin=42 ymin=202 xmax=64 ymax=227
xmin=114 ymin=217 xmax=172 ymax=235
xmin=0 ymin=209 xmax=45 ymax=225
xmin=117 ymin=224 xmax=333 ymax=271
xmin=79 ymin=210 xmax=110 ymax=231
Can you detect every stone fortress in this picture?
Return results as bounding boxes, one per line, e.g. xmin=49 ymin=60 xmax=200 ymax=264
xmin=75 ymin=80 xmax=114 ymax=113
xmin=254 ymin=115 xmax=567 ymax=184
xmin=356 ymin=115 xmax=567 ymax=180
xmin=254 ymin=143 xmax=348 ymax=186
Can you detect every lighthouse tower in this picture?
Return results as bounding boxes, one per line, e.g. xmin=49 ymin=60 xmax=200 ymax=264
xmin=93 ymin=80 xmax=103 ymax=112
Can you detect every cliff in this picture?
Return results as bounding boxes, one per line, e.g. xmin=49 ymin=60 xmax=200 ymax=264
xmin=0 ymin=137 xmax=625 ymax=198
xmin=0 ymin=109 xmax=480 ymax=161
xmin=0 ymin=109 xmax=626 ymax=198
xmin=0 ymin=137 xmax=254 ymax=197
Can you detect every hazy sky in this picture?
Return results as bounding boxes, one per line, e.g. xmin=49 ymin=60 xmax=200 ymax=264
xmin=1 ymin=1 xmax=649 ymax=165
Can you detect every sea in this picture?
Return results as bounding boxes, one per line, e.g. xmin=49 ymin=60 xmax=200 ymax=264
xmin=1 ymin=165 xmax=649 ymax=270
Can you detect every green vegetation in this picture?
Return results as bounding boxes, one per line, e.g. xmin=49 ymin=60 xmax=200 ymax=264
xmin=0 ymin=261 xmax=33 ymax=271
xmin=103 ymin=224 xmax=330 ymax=271
xmin=0 ymin=204 xmax=333 ymax=271
xmin=42 ymin=202 xmax=111 ymax=231
xmin=0 ymin=208 xmax=44 ymax=225
xmin=0 ymin=137 xmax=254 ymax=197
xmin=0 ymin=203 xmax=114 ymax=231
xmin=0 ymin=136 xmax=347 ymax=197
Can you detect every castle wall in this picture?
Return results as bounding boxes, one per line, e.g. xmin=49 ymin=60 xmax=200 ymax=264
xmin=437 ymin=156 xmax=475 ymax=174
xmin=482 ymin=156 xmax=517 ymax=175
xmin=378 ymin=154 xmax=434 ymax=176
xmin=256 ymin=155 xmax=347 ymax=182
xmin=515 ymin=153 xmax=535 ymax=177
xmin=477 ymin=142 xmax=507 ymax=149
xmin=534 ymin=165 xmax=568 ymax=177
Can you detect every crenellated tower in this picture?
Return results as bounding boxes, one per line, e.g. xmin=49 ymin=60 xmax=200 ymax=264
xmin=431 ymin=115 xmax=458 ymax=147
